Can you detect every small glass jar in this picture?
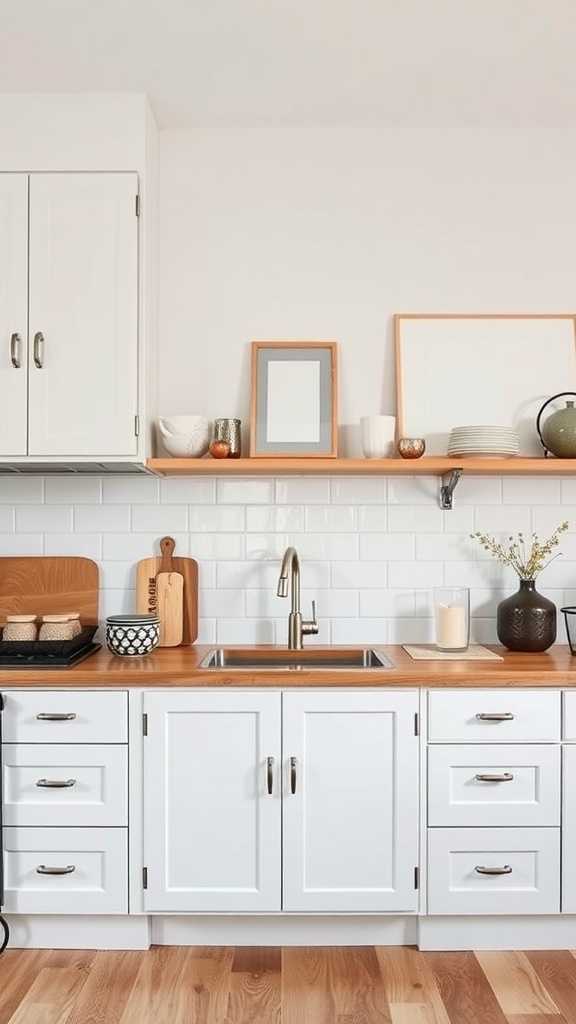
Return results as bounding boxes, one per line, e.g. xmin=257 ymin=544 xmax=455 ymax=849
xmin=433 ymin=587 xmax=470 ymax=651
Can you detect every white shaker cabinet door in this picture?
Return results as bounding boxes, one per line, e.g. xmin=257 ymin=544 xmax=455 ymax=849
xmin=282 ymin=690 xmax=419 ymax=913
xmin=0 ymin=175 xmax=28 ymax=455
xmin=28 ymin=173 xmax=138 ymax=457
xmin=143 ymin=690 xmax=282 ymax=913
xmin=563 ymin=745 xmax=576 ymax=912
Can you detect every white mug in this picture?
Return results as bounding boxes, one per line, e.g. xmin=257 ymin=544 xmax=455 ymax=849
xmin=361 ymin=415 xmax=396 ymax=458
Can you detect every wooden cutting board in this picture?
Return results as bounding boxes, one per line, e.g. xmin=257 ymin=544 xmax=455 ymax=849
xmin=136 ymin=545 xmax=198 ymax=644
xmin=0 ymin=557 xmax=99 ymax=624
xmin=155 ymin=537 xmax=184 ymax=647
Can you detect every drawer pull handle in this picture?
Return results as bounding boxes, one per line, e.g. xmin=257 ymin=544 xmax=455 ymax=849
xmin=36 ymin=713 xmax=77 ymax=722
xmin=266 ymin=756 xmax=274 ymax=795
xmin=36 ymin=778 xmax=76 ymax=789
xmin=36 ymin=864 xmax=76 ymax=876
xmin=475 ymin=772 xmax=514 ymax=783
xmin=475 ymin=712 xmax=514 ymax=722
xmin=475 ymin=864 xmax=512 ymax=876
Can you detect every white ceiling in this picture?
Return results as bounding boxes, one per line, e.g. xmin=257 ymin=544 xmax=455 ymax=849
xmin=1 ymin=0 xmax=575 ymax=128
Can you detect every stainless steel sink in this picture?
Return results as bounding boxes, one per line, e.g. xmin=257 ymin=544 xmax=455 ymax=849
xmin=199 ymin=648 xmax=395 ymax=671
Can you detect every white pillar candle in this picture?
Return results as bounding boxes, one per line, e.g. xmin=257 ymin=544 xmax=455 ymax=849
xmin=436 ymin=604 xmax=467 ymax=650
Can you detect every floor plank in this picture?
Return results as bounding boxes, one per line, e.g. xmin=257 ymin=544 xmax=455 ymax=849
xmin=0 ymin=951 xmax=53 ymax=1023
xmin=475 ymin=951 xmax=560 ymax=1015
xmin=64 ymin=950 xmax=142 ymax=1024
xmin=226 ymin=945 xmax=281 ymax=1023
xmin=283 ymin=946 xmax=391 ymax=1024
xmin=6 ymin=965 xmax=89 ymax=1024
xmin=427 ymin=951 xmax=509 ymax=1024
xmin=525 ymin=952 xmax=576 ymax=1024
xmin=377 ymin=947 xmax=450 ymax=1024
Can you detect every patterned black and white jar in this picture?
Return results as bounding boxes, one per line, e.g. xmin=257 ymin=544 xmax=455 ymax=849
xmin=106 ymin=614 xmax=160 ymax=657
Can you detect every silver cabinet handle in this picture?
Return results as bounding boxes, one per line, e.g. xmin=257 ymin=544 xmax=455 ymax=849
xmin=33 ymin=331 xmax=44 ymax=368
xmin=36 ymin=865 xmax=76 ymax=876
xmin=290 ymin=756 xmax=297 ymax=795
xmin=10 ymin=332 xmax=21 ymax=368
xmin=475 ymin=772 xmax=514 ymax=783
xmin=36 ymin=778 xmax=76 ymax=789
xmin=36 ymin=713 xmax=76 ymax=721
xmin=475 ymin=865 xmax=512 ymax=876
xmin=266 ymin=757 xmax=274 ymax=795
xmin=476 ymin=713 xmax=514 ymax=722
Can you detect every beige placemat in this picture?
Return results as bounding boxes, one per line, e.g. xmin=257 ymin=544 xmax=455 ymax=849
xmin=403 ymin=644 xmax=503 ymax=661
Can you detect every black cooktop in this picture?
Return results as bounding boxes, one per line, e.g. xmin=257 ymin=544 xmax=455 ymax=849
xmin=0 ymin=642 xmax=101 ymax=669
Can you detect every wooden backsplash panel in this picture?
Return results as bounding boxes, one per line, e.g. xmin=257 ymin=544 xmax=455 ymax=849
xmin=0 ymin=558 xmax=99 ymax=624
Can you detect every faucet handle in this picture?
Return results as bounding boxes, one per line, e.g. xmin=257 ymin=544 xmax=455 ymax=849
xmin=302 ymin=600 xmax=319 ymax=636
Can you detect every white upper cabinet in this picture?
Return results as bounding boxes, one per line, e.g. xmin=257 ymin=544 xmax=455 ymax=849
xmin=282 ymin=690 xmax=419 ymax=913
xmin=0 ymin=175 xmax=28 ymax=456
xmin=27 ymin=173 xmax=139 ymax=457
xmin=143 ymin=691 xmax=282 ymax=913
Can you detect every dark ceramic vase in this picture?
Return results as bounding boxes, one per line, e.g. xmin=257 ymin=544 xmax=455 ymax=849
xmin=497 ymin=579 xmax=556 ymax=652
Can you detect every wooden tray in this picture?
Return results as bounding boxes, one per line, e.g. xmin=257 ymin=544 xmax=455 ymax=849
xmin=0 ymin=557 xmax=99 ymax=625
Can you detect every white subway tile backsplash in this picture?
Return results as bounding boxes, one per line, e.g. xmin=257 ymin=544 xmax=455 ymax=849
xmin=16 ymin=506 xmax=72 ymax=533
xmin=276 ymin=478 xmax=330 ymax=504
xmin=45 ymin=534 xmax=102 ymax=559
xmin=218 ymin=479 xmax=274 ymax=504
xmin=75 ymin=505 xmax=131 ymax=533
xmin=305 ymin=507 xmax=356 ymax=532
xmin=357 ymin=506 xmax=388 ymax=531
xmin=104 ymin=475 xmax=160 ymax=503
xmin=333 ymin=618 xmax=388 ymax=644
xmin=331 ymin=477 xmax=387 ymax=504
xmin=246 ymin=506 xmax=304 ymax=532
xmin=503 ymin=476 xmax=561 ymax=504
xmin=0 ymin=534 xmax=43 ymax=555
xmin=189 ymin=506 xmax=245 ymax=532
xmin=201 ymin=589 xmax=245 ymax=617
xmin=474 ymin=506 xmax=531 ymax=534
xmin=388 ymin=562 xmax=444 ymax=588
xmin=7 ymin=472 xmax=576 ymax=644
xmin=388 ymin=506 xmax=441 ymax=533
xmin=132 ymin=504 xmax=188 ymax=533
xmin=332 ymin=562 xmax=388 ymax=589
xmin=190 ymin=534 xmax=244 ymax=560
xmin=360 ymin=534 xmax=415 ymax=561
xmin=45 ymin=476 xmax=102 ymax=504
xmin=0 ymin=477 xmax=43 ymax=503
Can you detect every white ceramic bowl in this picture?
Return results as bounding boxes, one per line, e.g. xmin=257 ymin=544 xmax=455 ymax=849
xmin=157 ymin=415 xmax=210 ymax=458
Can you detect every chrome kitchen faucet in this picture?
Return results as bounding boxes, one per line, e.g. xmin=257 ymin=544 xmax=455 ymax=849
xmin=277 ymin=546 xmax=319 ymax=650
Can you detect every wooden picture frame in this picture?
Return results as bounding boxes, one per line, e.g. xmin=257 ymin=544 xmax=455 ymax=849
xmin=250 ymin=341 xmax=338 ymax=458
xmin=394 ymin=313 xmax=576 ymax=455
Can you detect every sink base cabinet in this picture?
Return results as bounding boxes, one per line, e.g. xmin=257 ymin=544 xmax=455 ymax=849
xmin=142 ymin=689 xmax=419 ymax=915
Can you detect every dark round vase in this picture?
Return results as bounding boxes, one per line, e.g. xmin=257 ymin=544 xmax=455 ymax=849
xmin=497 ymin=579 xmax=556 ymax=652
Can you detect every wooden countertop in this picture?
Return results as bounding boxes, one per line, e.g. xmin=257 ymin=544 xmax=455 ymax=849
xmin=2 ymin=645 xmax=576 ymax=687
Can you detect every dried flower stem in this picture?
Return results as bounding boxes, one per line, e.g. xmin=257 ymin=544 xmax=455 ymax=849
xmin=470 ymin=522 xmax=569 ymax=580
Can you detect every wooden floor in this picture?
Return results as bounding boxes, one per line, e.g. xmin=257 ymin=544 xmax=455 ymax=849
xmin=1 ymin=946 xmax=576 ymax=1023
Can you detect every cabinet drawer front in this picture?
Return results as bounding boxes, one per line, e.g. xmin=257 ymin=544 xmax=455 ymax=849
xmin=428 ymin=690 xmax=560 ymax=743
xmin=428 ymin=827 xmax=560 ymax=915
xmin=2 ymin=745 xmax=127 ymax=827
xmin=428 ymin=745 xmax=560 ymax=827
xmin=2 ymin=691 xmax=127 ymax=744
xmin=563 ymin=692 xmax=576 ymax=741
xmin=2 ymin=827 xmax=127 ymax=914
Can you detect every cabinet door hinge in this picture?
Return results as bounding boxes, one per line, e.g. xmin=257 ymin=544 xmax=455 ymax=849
xmin=142 ymin=712 xmax=148 ymax=736
xmin=143 ymin=866 xmax=148 ymax=889
xmin=414 ymin=712 xmax=419 ymax=736
xmin=414 ymin=866 xmax=419 ymax=890
xmin=135 ymin=193 xmax=141 ymax=217
xmin=134 ymin=414 xmax=140 ymax=438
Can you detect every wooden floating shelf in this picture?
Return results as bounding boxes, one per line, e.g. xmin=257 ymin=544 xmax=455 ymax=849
xmin=147 ymin=456 xmax=576 ymax=477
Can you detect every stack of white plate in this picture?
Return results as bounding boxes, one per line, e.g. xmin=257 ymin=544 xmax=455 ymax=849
xmin=447 ymin=425 xmax=520 ymax=458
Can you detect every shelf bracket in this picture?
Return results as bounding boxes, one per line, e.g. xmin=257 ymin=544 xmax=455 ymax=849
xmin=440 ymin=468 xmax=463 ymax=510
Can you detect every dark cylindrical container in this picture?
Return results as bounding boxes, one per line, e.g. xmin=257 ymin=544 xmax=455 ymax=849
xmin=497 ymin=580 xmax=556 ymax=652
xmin=561 ymin=606 xmax=576 ymax=654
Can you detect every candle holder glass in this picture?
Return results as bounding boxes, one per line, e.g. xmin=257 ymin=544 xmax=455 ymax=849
xmin=433 ymin=587 xmax=470 ymax=652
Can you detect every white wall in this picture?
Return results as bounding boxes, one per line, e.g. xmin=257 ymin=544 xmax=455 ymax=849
xmin=158 ymin=116 xmax=576 ymax=452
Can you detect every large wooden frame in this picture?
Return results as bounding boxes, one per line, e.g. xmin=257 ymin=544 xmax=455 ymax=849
xmin=394 ymin=313 xmax=576 ymax=455
xmin=250 ymin=341 xmax=338 ymax=458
